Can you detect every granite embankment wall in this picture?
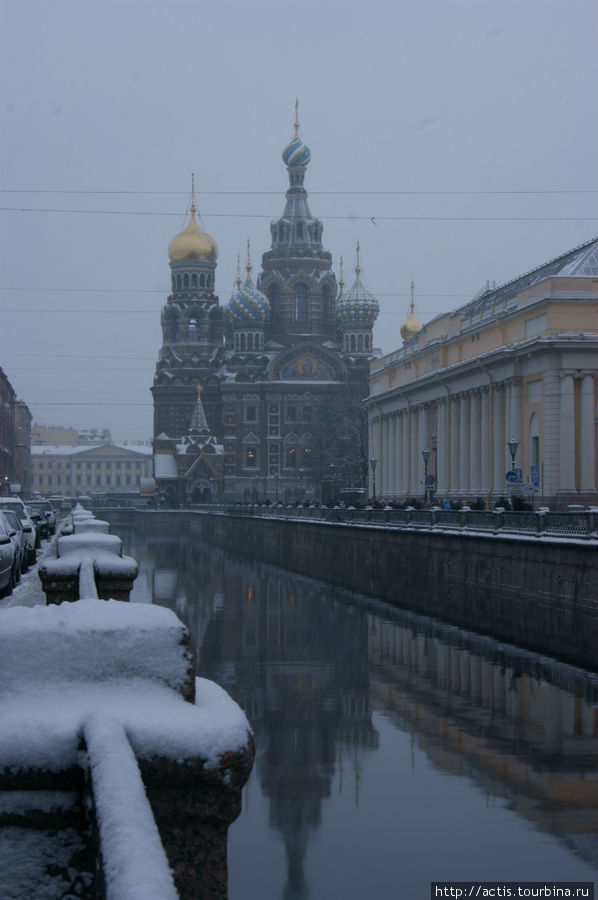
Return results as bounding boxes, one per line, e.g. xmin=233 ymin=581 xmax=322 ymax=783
xmin=106 ymin=509 xmax=598 ymax=671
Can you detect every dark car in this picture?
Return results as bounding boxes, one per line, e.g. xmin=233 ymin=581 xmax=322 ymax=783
xmin=27 ymin=500 xmax=56 ymax=538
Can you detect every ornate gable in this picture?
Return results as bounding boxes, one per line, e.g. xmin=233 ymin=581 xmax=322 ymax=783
xmin=268 ymin=342 xmax=346 ymax=383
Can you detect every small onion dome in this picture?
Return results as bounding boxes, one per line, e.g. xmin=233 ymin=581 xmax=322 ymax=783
xmin=400 ymin=299 xmax=423 ymax=343
xmin=282 ymin=136 xmax=311 ymax=167
xmin=168 ymin=205 xmax=218 ymax=262
xmin=337 ymin=253 xmax=379 ymax=326
xmin=228 ymin=276 xmax=270 ymax=323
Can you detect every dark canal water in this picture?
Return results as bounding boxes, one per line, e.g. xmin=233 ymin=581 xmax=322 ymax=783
xmin=120 ymin=528 xmax=598 ymax=900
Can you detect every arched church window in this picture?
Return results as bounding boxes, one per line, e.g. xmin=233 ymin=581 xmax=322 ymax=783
xmin=247 ymin=333 xmax=254 ymax=351
xmin=321 ymin=284 xmax=332 ymax=321
xmin=358 ymin=334 xmax=364 ymax=352
xmin=295 ymin=283 xmax=308 ymax=322
xmin=240 ymin=333 xmax=246 ymax=350
xmin=200 ymin=273 xmax=205 ymax=287
xmin=184 ymin=273 xmax=189 ymax=289
xmin=351 ymin=335 xmax=356 ymax=351
xmin=296 ymin=223 xmax=303 ymax=241
xmin=191 ymin=274 xmax=197 ymax=288
xmin=269 ymin=284 xmax=280 ymax=322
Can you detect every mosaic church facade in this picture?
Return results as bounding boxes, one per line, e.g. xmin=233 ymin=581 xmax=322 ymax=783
xmin=151 ymin=112 xmax=380 ymax=504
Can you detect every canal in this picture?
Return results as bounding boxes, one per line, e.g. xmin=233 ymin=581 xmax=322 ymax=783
xmin=120 ymin=527 xmax=598 ymax=899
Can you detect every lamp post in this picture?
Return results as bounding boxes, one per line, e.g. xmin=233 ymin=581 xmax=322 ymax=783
xmin=369 ymin=458 xmax=378 ymax=502
xmin=507 ymin=438 xmax=519 ymax=471
xmin=507 ymin=438 xmax=519 ymax=507
xmin=421 ymin=447 xmax=431 ymax=506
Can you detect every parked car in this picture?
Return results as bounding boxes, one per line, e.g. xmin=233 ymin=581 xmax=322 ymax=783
xmin=0 ymin=511 xmax=20 ymax=596
xmin=0 ymin=498 xmax=37 ymax=565
xmin=1 ymin=508 xmax=28 ymax=574
xmin=31 ymin=498 xmax=57 ymax=534
xmin=27 ymin=500 xmax=56 ymax=539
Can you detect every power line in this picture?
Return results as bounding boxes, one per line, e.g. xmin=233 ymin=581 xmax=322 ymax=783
xmin=1 ymin=207 xmax=596 ymax=222
xmin=1 ymin=188 xmax=597 ymax=196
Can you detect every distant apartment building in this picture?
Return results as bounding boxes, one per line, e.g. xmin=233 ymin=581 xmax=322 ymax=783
xmin=1 ymin=367 xmax=32 ymax=496
xmin=367 ymin=237 xmax=598 ymax=509
xmin=31 ymin=443 xmax=152 ymax=497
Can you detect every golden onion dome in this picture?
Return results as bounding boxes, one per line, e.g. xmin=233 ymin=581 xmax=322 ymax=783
xmin=400 ymin=283 xmax=423 ymax=343
xmin=168 ymin=205 xmax=218 ymax=262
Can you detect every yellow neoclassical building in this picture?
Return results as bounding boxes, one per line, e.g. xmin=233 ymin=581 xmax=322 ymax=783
xmin=368 ymin=236 xmax=598 ymax=509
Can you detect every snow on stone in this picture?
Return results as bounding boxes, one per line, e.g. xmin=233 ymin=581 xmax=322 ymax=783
xmin=57 ymin=531 xmax=123 ymax=557
xmin=84 ymin=716 xmax=178 ymax=900
xmin=0 ymin=599 xmax=251 ymax=772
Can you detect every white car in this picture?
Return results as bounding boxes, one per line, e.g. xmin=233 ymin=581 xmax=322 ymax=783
xmin=1 ymin=508 xmax=28 ymax=574
xmin=0 ymin=498 xmax=37 ymax=565
xmin=0 ymin=511 xmax=20 ymax=596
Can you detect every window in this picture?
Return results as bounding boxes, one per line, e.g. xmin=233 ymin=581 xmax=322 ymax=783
xmin=245 ymin=447 xmax=257 ymax=467
xmin=302 ymin=406 xmax=312 ymax=421
xmin=245 ymin=405 xmax=257 ymax=422
xmin=286 ymin=405 xmax=296 ymax=422
xmin=286 ymin=447 xmax=297 ymax=468
xmin=295 ymin=284 xmax=308 ymax=322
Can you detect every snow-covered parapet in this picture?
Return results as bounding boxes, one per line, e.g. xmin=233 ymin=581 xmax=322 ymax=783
xmin=39 ymin=519 xmax=138 ymax=604
xmin=0 ymin=599 xmax=254 ymax=898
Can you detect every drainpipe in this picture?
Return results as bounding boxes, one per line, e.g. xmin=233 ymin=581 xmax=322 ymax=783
xmin=434 ymin=373 xmax=451 ymax=495
xmin=477 ymin=358 xmax=494 ymax=508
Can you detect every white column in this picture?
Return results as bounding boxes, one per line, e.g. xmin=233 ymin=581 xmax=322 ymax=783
xmin=450 ymin=395 xmax=460 ymax=493
xmin=579 ymin=373 xmax=596 ymax=490
xmin=493 ymin=384 xmax=505 ymax=493
xmin=436 ymin=399 xmax=448 ymax=495
xmin=559 ymin=372 xmax=576 ymax=491
xmin=459 ymin=393 xmax=470 ymax=493
xmin=418 ymin=404 xmax=428 ymax=497
xmin=510 ymin=378 xmax=522 ymax=449
xmin=504 ymin=381 xmax=512 ymax=475
xmin=470 ymin=391 xmax=481 ymax=494
xmin=480 ymin=388 xmax=490 ymax=494
xmin=401 ymin=408 xmax=411 ymax=496
xmin=409 ymin=406 xmax=419 ymax=494
xmin=378 ymin=416 xmax=390 ymax=496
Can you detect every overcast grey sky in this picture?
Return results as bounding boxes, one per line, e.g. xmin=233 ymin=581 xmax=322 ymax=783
xmin=1 ymin=0 xmax=596 ymax=442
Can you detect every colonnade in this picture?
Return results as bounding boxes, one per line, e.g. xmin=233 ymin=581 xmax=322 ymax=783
xmin=369 ymin=371 xmax=597 ymax=501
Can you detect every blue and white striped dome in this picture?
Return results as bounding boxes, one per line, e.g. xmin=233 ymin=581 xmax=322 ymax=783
xmin=228 ymin=276 xmax=270 ymax=323
xmin=282 ymin=136 xmax=311 ymax=168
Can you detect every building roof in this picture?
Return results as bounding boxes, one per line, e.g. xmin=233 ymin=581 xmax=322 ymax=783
xmin=31 ymin=443 xmax=152 ymax=457
xmin=457 ymin=235 xmax=598 ymax=319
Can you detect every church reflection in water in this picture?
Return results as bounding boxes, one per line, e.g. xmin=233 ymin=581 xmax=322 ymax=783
xmin=125 ymin=531 xmax=598 ymax=895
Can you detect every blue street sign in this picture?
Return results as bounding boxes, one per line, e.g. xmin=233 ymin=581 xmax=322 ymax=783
xmin=506 ymin=470 xmax=518 ymax=483
xmin=425 ymin=474 xmax=436 ymax=486
xmin=530 ymin=465 xmax=539 ymax=488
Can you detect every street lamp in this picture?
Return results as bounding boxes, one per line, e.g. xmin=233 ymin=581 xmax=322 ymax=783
xmin=507 ymin=438 xmax=519 ymax=471
xmin=421 ymin=447 xmax=431 ymax=505
xmin=369 ymin=458 xmax=378 ymax=502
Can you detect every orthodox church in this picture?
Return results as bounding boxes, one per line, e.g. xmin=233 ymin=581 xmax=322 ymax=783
xmin=151 ymin=109 xmax=381 ymax=504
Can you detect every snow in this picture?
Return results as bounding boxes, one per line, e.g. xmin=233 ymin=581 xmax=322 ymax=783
xmin=84 ymin=716 xmax=178 ymax=900
xmin=57 ymin=532 xmax=123 ymax=557
xmin=153 ymin=454 xmax=178 ymax=478
xmin=0 ymin=599 xmax=251 ymax=772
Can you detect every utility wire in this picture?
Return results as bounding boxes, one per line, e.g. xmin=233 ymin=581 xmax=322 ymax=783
xmin=1 ymin=188 xmax=597 ymax=196
xmin=1 ymin=207 xmax=596 ymax=222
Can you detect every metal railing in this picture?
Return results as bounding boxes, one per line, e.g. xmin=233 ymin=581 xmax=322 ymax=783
xmin=191 ymin=504 xmax=598 ymax=540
